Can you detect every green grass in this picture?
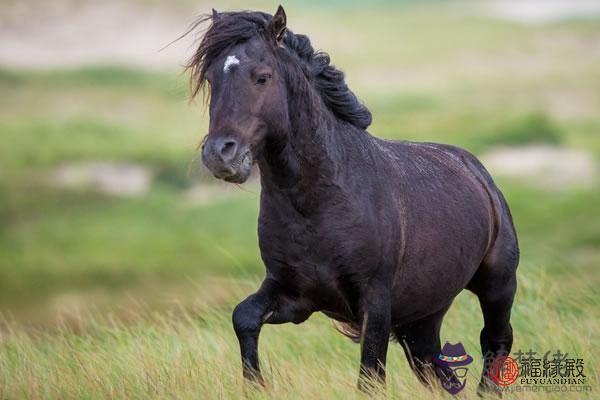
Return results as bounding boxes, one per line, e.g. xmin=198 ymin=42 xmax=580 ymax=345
xmin=0 ymin=1 xmax=599 ymax=398
xmin=0 ymin=188 xmax=261 ymax=305
xmin=0 ymin=270 xmax=597 ymax=399
xmin=477 ymin=112 xmax=563 ymax=148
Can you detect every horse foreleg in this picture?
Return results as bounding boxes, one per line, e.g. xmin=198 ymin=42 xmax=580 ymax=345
xmin=358 ymin=282 xmax=391 ymax=392
xmin=232 ymin=278 xmax=312 ymax=385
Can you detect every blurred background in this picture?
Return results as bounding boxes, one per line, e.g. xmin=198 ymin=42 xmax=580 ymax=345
xmin=1 ymin=0 xmax=599 ymax=330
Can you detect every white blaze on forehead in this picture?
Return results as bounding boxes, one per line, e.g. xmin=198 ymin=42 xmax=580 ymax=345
xmin=223 ymin=55 xmax=240 ymax=73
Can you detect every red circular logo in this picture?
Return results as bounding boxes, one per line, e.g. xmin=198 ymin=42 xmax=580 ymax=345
xmin=489 ymin=356 xmax=519 ymax=386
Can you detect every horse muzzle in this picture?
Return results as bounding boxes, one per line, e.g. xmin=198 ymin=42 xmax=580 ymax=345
xmin=202 ymin=136 xmax=253 ymax=183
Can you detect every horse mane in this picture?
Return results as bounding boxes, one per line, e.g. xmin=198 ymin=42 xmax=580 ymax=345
xmin=185 ymin=11 xmax=372 ymax=130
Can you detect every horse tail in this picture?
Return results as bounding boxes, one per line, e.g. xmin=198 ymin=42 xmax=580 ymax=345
xmin=332 ymin=320 xmax=361 ymax=343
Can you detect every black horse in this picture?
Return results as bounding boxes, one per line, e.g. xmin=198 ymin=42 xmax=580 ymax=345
xmin=187 ymin=6 xmax=519 ymax=395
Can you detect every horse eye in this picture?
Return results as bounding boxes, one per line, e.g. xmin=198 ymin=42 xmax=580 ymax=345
xmin=255 ymin=73 xmax=271 ymax=85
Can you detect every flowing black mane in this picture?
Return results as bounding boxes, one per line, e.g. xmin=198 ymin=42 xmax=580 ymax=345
xmin=185 ymin=11 xmax=372 ymax=130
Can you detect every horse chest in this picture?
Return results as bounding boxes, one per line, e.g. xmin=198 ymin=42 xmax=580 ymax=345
xmin=259 ymin=214 xmax=334 ymax=276
xmin=258 ymin=197 xmax=383 ymax=300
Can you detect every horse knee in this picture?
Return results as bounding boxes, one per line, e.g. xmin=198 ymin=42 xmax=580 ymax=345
xmin=232 ymin=296 xmax=265 ymax=337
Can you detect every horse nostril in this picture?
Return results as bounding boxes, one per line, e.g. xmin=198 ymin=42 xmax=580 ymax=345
xmin=219 ymin=139 xmax=238 ymax=161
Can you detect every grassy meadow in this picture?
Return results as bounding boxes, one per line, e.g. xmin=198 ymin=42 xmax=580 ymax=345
xmin=0 ymin=1 xmax=599 ymax=398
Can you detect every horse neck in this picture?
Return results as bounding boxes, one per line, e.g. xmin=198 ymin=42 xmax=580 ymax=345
xmin=258 ymin=88 xmax=345 ymax=190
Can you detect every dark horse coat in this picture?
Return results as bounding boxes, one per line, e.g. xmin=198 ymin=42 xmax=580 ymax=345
xmin=188 ymin=6 xmax=519 ymax=395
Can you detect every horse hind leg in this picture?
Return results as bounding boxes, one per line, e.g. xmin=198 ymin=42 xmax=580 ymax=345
xmin=393 ymin=305 xmax=450 ymax=385
xmin=468 ymin=230 xmax=519 ymax=396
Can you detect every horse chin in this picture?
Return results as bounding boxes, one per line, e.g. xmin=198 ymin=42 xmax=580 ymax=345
xmin=223 ymin=152 xmax=253 ymax=183
xmin=223 ymin=170 xmax=250 ymax=184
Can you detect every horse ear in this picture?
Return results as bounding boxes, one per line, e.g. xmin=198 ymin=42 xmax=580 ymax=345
xmin=212 ymin=8 xmax=219 ymax=21
xmin=268 ymin=5 xmax=287 ymax=43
